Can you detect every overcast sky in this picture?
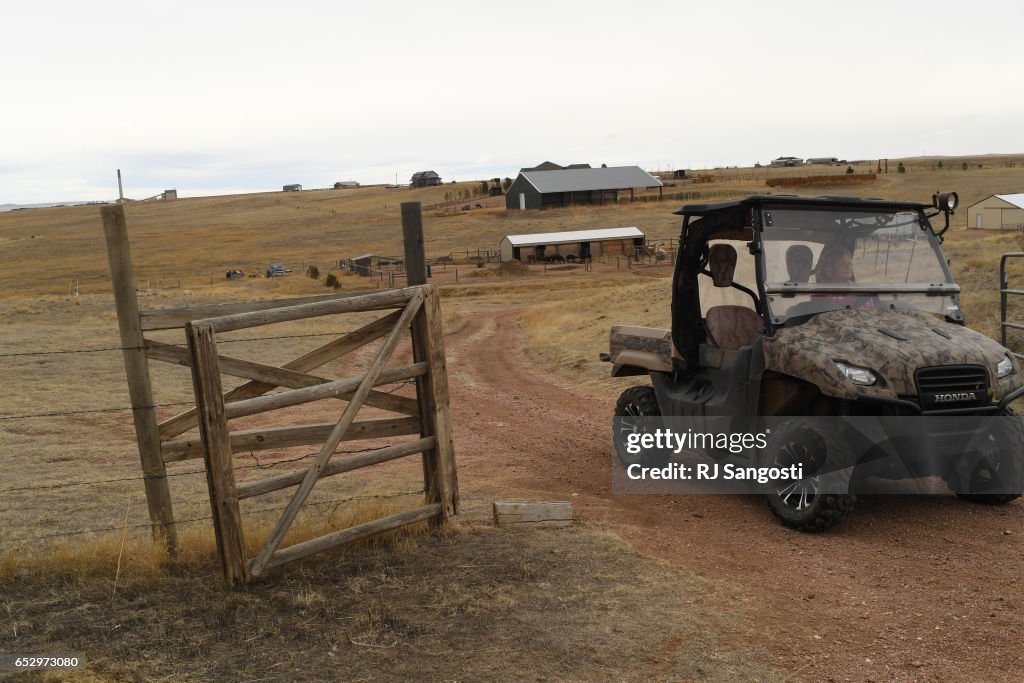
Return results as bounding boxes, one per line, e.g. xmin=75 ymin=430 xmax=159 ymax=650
xmin=3 ymin=0 xmax=1023 ymax=204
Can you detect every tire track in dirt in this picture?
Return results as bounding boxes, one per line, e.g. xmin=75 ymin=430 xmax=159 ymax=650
xmin=442 ymin=306 xmax=1024 ymax=682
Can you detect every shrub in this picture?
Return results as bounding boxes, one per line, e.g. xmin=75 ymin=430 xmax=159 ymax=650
xmin=306 ymin=265 xmax=320 ymax=279
xmin=324 ymin=273 xmax=340 ymax=289
xmin=897 ymin=162 xmax=906 ymax=174
xmin=846 ymin=166 xmax=854 ymax=174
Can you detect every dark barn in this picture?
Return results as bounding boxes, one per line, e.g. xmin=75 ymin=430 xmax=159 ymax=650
xmin=410 ymin=171 xmax=442 ymax=188
xmin=505 ymin=166 xmax=662 ymax=210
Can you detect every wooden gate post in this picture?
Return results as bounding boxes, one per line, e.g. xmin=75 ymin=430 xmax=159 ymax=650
xmin=101 ymin=205 xmax=178 ymax=553
xmin=401 ymin=203 xmax=458 ymax=522
xmin=186 ymin=322 xmax=249 ymax=587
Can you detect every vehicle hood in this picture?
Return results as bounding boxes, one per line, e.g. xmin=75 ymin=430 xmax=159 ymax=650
xmin=762 ymin=309 xmax=1020 ymax=401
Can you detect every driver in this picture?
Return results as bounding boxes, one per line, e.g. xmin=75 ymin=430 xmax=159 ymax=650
xmin=814 ymin=241 xmax=876 ymax=309
xmin=815 ymin=241 xmax=855 ymax=284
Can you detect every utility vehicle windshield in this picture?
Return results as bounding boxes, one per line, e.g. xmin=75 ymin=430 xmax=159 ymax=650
xmin=759 ymin=207 xmax=961 ymax=325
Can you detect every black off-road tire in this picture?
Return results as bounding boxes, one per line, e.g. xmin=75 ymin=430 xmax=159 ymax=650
xmin=761 ymin=418 xmax=856 ymax=532
xmin=953 ymin=415 xmax=1024 ymax=505
xmin=613 ymin=385 xmax=670 ymax=468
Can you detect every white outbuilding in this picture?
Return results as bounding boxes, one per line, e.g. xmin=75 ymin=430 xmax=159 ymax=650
xmin=965 ymin=194 xmax=1024 ymax=230
xmin=499 ymin=226 xmax=645 ymax=262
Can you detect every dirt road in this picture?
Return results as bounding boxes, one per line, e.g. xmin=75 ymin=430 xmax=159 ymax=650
xmin=444 ymin=308 xmax=1024 ymax=682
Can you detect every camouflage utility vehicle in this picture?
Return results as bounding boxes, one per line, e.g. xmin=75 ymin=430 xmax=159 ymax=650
xmin=604 ymin=193 xmax=1024 ymax=531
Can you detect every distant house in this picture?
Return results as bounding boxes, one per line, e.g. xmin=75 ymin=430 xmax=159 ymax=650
xmin=770 ymin=157 xmax=803 ymax=168
xmin=505 ymin=166 xmax=662 ymax=210
xmin=334 ymin=181 xmax=360 ymax=189
xmin=283 ymin=184 xmax=302 ymax=192
xmin=519 ymin=161 xmax=592 ymax=172
xmin=410 ymin=171 xmax=442 ymax=188
xmin=965 ymin=194 xmax=1024 ymax=230
xmin=161 ymin=189 xmax=177 ymax=200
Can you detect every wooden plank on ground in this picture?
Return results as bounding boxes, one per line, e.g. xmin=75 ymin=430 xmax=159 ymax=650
xmin=161 ymin=416 xmax=422 ymax=462
xmin=493 ymin=501 xmax=573 ymax=528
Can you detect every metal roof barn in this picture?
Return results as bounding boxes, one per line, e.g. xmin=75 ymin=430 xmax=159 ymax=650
xmin=965 ymin=193 xmax=1024 ymax=230
xmin=505 ymin=166 xmax=662 ymax=210
xmin=499 ymin=227 xmax=645 ymax=262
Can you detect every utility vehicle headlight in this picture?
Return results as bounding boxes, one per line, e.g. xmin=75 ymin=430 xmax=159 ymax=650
xmin=835 ymin=361 xmax=877 ymax=386
xmin=997 ymin=355 xmax=1016 ymax=378
xmin=933 ymin=191 xmax=959 ymax=212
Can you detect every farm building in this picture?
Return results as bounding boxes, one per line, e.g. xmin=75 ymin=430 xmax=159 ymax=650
xmin=283 ymin=184 xmax=302 ymax=192
xmin=410 ymin=171 xmax=442 ymax=188
xmin=519 ymin=161 xmax=592 ymax=172
xmin=334 ymin=181 xmax=360 ymax=189
xmin=770 ymin=157 xmax=803 ymax=167
xmin=965 ymin=194 xmax=1024 ymax=230
xmin=806 ymin=157 xmax=840 ymax=165
xmin=499 ymin=227 xmax=645 ymax=262
xmin=504 ymin=166 xmax=662 ymax=210
xmin=350 ymin=253 xmax=374 ymax=276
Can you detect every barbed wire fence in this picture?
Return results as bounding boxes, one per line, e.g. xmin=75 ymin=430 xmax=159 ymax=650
xmin=0 ymin=330 xmax=425 ymax=551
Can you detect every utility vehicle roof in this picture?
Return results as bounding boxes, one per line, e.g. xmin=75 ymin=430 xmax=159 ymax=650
xmin=673 ymin=194 xmax=931 ymax=216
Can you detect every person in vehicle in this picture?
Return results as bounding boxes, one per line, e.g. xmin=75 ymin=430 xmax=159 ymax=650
xmin=815 ymin=241 xmax=855 ymax=284
xmin=814 ymin=241 xmax=876 ymax=309
xmin=785 ymin=244 xmax=814 ymax=283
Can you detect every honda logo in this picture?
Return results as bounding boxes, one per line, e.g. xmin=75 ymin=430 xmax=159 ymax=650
xmin=934 ymin=392 xmax=977 ymax=402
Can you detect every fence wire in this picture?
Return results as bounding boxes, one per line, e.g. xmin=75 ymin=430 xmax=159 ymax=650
xmin=0 ymin=490 xmax=426 ymax=545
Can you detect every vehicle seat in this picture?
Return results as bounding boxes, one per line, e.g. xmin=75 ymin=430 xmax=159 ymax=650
xmin=785 ymin=244 xmax=813 ymax=283
xmin=706 ymin=306 xmax=763 ymax=350
xmin=705 ymin=244 xmax=763 ymax=350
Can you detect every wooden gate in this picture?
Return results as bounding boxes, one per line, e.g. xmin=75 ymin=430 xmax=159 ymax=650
xmin=183 ymin=285 xmax=456 ymax=585
xmin=102 ymin=202 xmax=457 ymax=587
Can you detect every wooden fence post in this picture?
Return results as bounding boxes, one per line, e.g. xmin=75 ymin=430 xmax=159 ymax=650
xmin=101 ymin=205 xmax=178 ymax=553
xmin=187 ymin=322 xmax=249 ymax=587
xmin=402 ymin=203 xmax=457 ymax=523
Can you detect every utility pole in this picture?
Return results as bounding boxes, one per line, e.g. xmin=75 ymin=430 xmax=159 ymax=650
xmin=117 ymin=169 xmax=124 ymax=203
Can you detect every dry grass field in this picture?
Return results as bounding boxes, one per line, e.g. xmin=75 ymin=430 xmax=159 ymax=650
xmin=3 ymin=154 xmax=1024 ymax=681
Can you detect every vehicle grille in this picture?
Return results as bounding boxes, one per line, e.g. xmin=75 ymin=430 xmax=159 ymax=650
xmin=914 ymin=365 xmax=989 ymax=411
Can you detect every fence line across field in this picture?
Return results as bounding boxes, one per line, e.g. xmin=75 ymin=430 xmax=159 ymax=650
xmin=0 ymin=490 xmax=425 ymax=546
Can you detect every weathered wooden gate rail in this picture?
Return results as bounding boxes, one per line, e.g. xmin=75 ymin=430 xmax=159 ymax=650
xmin=186 ymin=284 xmax=455 ymax=585
xmin=103 ymin=202 xmax=458 ymax=586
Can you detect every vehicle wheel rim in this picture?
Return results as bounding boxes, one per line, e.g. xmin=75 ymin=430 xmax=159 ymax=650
xmin=772 ymin=438 xmax=824 ymax=511
xmin=619 ymin=403 xmax=645 ymax=437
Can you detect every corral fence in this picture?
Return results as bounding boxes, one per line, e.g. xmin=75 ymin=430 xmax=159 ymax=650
xmin=102 ymin=202 xmax=457 ymax=586
xmin=1000 ymin=252 xmax=1024 ymax=360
